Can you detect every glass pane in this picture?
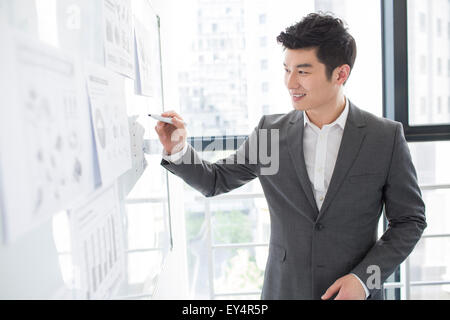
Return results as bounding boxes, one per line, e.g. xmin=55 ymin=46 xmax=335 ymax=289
xmin=409 ymin=141 xmax=450 ymax=185
xmin=384 ymin=288 xmax=400 ymax=300
xmin=156 ymin=0 xmax=382 ymax=137
xmin=420 ymin=189 xmax=450 ymax=235
xmin=213 ymin=247 xmax=268 ymax=294
xmin=123 ymin=250 xmax=164 ymax=296
xmin=407 ymin=0 xmax=450 ymax=126
xmin=211 ymin=198 xmax=270 ymax=245
xmin=126 ymin=203 xmax=168 ymax=250
xmin=184 ymin=210 xmax=208 ymax=298
xmin=410 ymin=285 xmax=450 ymax=300
xmin=409 ymin=237 xmax=450 ymax=282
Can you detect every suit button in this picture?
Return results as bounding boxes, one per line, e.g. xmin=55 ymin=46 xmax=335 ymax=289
xmin=315 ymin=223 xmax=324 ymax=231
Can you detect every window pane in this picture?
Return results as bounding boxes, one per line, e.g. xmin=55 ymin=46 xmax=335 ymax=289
xmin=157 ymin=0 xmax=382 ymax=136
xmin=184 ymin=210 xmax=208 ymax=298
xmin=213 ymin=247 xmax=267 ymax=294
xmin=126 ymin=203 xmax=168 ymax=250
xmin=124 ymin=250 xmax=164 ymax=295
xmin=409 ymin=237 xmax=450 ymax=283
xmin=407 ymin=0 xmax=450 ymax=125
xmin=384 ymin=287 xmax=400 ymax=300
xmin=420 ymin=189 xmax=450 ymax=235
xmin=410 ymin=285 xmax=450 ymax=300
xmin=211 ymin=198 xmax=270 ymax=245
xmin=409 ymin=141 xmax=450 ymax=185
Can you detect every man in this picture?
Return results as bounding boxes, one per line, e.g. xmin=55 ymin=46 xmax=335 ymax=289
xmin=155 ymin=13 xmax=426 ymax=300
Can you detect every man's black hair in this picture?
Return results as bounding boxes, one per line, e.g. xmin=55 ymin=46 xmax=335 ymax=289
xmin=277 ymin=12 xmax=357 ymax=82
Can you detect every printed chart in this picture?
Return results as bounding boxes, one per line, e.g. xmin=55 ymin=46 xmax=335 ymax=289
xmin=69 ymin=184 xmax=125 ymax=300
xmin=134 ymin=18 xmax=153 ymax=97
xmin=0 ymin=27 xmax=95 ymax=243
xmin=86 ymin=63 xmax=132 ymax=186
xmin=103 ymin=0 xmax=134 ymax=78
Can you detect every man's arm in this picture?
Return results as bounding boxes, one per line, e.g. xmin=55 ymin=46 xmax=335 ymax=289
xmin=349 ymin=122 xmax=427 ymax=298
xmin=160 ymin=116 xmax=266 ymax=198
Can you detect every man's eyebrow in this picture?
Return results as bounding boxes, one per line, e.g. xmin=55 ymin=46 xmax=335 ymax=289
xmin=283 ymin=63 xmax=313 ymax=68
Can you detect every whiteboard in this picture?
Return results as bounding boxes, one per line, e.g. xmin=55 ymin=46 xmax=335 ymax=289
xmin=0 ymin=0 xmax=172 ymax=299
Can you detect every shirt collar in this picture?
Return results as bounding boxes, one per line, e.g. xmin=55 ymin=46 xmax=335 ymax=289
xmin=303 ymin=97 xmax=349 ymax=130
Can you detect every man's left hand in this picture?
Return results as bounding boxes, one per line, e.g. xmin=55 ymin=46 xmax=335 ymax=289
xmin=321 ymin=274 xmax=366 ymax=300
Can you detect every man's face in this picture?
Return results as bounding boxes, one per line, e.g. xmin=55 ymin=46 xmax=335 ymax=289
xmin=284 ymin=48 xmax=342 ymax=112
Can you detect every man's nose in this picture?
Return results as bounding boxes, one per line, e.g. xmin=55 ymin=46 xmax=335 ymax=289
xmin=286 ymin=73 xmax=299 ymax=89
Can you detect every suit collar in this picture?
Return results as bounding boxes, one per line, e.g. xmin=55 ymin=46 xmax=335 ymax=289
xmin=286 ymin=100 xmax=367 ymax=222
xmin=288 ymin=99 xmax=366 ymax=128
xmin=303 ymin=97 xmax=350 ymax=130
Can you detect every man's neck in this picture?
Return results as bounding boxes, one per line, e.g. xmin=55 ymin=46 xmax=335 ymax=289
xmin=305 ymin=95 xmax=346 ymax=129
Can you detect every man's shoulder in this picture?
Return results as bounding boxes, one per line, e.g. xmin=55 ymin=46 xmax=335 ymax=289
xmin=258 ymin=110 xmax=299 ymax=128
xmin=352 ymin=104 xmax=401 ymax=133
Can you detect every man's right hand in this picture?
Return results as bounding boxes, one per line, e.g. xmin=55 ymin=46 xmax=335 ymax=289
xmin=154 ymin=110 xmax=187 ymax=155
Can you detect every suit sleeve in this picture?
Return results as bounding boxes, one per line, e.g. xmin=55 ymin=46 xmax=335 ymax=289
xmin=351 ymin=122 xmax=427 ymax=298
xmin=160 ymin=116 xmax=265 ymax=197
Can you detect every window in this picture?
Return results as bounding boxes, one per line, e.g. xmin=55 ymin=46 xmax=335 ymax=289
xmin=259 ymin=36 xmax=267 ymax=47
xmin=384 ymin=0 xmax=450 ymax=299
xmin=260 ymin=59 xmax=268 ymax=70
xmin=259 ymin=14 xmax=266 ymax=24
xmin=448 ymin=59 xmax=450 ymax=77
xmin=406 ymin=141 xmax=450 ymax=300
xmin=448 ymin=21 xmax=450 ymax=39
xmin=420 ymin=55 xmax=427 ymax=74
xmin=420 ymin=12 xmax=426 ymax=32
xmin=389 ymin=0 xmax=450 ymax=134
xmin=437 ymin=58 xmax=442 ymax=76
xmin=420 ymin=97 xmax=427 ymax=115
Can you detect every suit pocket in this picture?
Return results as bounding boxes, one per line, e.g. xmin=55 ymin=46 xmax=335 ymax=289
xmin=269 ymin=243 xmax=286 ymax=262
xmin=348 ymin=173 xmax=384 ymax=184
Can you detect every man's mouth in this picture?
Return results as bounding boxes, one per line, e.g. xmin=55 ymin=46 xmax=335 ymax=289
xmin=292 ymin=94 xmax=306 ymax=102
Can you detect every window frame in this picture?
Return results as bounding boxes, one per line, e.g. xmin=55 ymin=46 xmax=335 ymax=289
xmin=382 ymin=0 xmax=450 ymax=142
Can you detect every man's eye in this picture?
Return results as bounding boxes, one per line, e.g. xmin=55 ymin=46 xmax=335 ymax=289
xmin=284 ymin=69 xmax=290 ymax=73
xmin=299 ymin=70 xmax=307 ymax=74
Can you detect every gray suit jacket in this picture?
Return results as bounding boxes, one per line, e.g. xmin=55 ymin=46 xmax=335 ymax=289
xmin=161 ymin=101 xmax=427 ymax=300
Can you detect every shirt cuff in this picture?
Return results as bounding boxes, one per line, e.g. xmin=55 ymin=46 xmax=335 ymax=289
xmin=162 ymin=142 xmax=188 ymax=163
xmin=351 ymin=273 xmax=370 ymax=299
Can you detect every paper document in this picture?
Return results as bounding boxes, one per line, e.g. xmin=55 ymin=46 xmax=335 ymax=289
xmin=134 ymin=18 xmax=153 ymax=97
xmin=86 ymin=63 xmax=132 ymax=186
xmin=69 ymin=184 xmax=125 ymax=299
xmin=0 ymin=27 xmax=96 ymax=243
xmin=103 ymin=0 xmax=134 ymax=78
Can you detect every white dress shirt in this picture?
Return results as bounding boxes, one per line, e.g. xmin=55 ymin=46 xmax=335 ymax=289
xmin=163 ymin=97 xmax=370 ymax=298
xmin=303 ymin=99 xmax=349 ymax=212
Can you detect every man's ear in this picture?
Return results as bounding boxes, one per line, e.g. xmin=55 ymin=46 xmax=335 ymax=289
xmin=335 ymin=64 xmax=351 ymax=85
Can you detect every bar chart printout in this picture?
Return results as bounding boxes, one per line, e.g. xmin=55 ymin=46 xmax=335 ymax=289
xmin=69 ymin=184 xmax=125 ymax=299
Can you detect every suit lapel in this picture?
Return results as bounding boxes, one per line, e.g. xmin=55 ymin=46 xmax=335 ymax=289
xmin=286 ymin=111 xmax=319 ymax=220
xmin=316 ymin=102 xmax=367 ymax=221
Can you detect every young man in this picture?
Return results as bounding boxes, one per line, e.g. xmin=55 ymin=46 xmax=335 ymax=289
xmin=155 ymin=13 xmax=426 ymax=300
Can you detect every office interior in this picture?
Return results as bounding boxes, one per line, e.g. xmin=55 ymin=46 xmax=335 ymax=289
xmin=0 ymin=0 xmax=449 ymax=300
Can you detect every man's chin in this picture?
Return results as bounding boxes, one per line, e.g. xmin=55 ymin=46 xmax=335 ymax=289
xmin=293 ymin=104 xmax=308 ymax=111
